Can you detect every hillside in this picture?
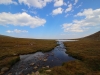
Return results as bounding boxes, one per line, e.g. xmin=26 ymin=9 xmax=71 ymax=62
xmin=82 ymin=31 xmax=100 ymax=40
xmin=0 ymin=35 xmax=12 ymax=38
xmin=44 ymin=31 xmax=100 ymax=75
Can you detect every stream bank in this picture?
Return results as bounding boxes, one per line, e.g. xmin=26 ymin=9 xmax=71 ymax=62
xmin=5 ymin=41 xmax=75 ymax=75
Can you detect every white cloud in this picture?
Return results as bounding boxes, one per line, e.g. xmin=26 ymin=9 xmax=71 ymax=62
xmin=30 ymin=11 xmax=37 ymax=14
xmin=65 ymin=14 xmax=69 ymax=17
xmin=0 ymin=12 xmax=46 ymax=28
xmin=6 ymin=30 xmax=13 ymax=33
xmin=22 ymin=9 xmax=28 ymax=12
xmin=63 ymin=2 xmax=67 ymax=6
xmin=52 ymin=7 xmax=63 ymax=15
xmin=0 ymin=0 xmax=17 ymax=5
xmin=54 ymin=0 xmax=64 ymax=7
xmin=6 ymin=29 xmax=28 ymax=33
xmin=62 ymin=23 xmax=83 ymax=32
xmin=73 ymin=0 xmax=78 ymax=5
xmin=76 ymin=2 xmax=83 ymax=8
xmin=62 ymin=8 xmax=100 ymax=32
xmin=18 ymin=0 xmax=52 ymax=8
xmin=65 ymin=3 xmax=72 ymax=13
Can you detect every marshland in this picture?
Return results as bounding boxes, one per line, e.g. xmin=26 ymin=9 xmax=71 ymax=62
xmin=0 ymin=31 xmax=100 ymax=75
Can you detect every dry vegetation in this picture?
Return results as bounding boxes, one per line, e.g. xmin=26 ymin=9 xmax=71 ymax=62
xmin=0 ymin=31 xmax=100 ymax=75
xmin=0 ymin=35 xmax=56 ymax=72
xmin=41 ymin=31 xmax=100 ymax=75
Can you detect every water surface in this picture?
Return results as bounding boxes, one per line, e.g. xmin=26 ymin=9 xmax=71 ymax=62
xmin=5 ymin=41 xmax=75 ymax=75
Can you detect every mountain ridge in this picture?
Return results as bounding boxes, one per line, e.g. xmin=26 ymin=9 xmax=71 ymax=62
xmin=82 ymin=31 xmax=100 ymax=40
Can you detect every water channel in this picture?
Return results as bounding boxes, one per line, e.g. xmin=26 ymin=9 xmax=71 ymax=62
xmin=5 ymin=40 xmax=75 ymax=75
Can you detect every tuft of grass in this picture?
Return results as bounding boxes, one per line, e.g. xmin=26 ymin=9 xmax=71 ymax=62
xmin=9 ymin=56 xmax=20 ymax=66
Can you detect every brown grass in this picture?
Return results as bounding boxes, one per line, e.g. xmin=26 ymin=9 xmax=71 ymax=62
xmin=41 ymin=39 xmax=100 ymax=75
xmin=0 ymin=35 xmax=56 ymax=71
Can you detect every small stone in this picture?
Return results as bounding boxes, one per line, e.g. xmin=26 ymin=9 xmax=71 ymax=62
xmin=51 ymin=53 xmax=54 ymax=56
xmin=35 ymin=71 xmax=40 ymax=75
xmin=42 ymin=67 xmax=45 ymax=69
xmin=8 ymin=73 xmax=12 ymax=75
xmin=46 ymin=66 xmax=49 ymax=68
xmin=19 ymin=73 xmax=24 ymax=75
xmin=20 ymin=65 xmax=24 ymax=68
xmin=1 ymin=67 xmax=9 ymax=72
xmin=37 ymin=64 xmax=39 ymax=67
xmin=45 ymin=70 xmax=51 ymax=72
xmin=30 ymin=63 xmax=34 ymax=66
xmin=39 ymin=58 xmax=41 ymax=60
xmin=0 ymin=72 xmax=4 ymax=75
xmin=31 ymin=72 xmax=35 ymax=75
xmin=43 ymin=59 xmax=47 ymax=62
xmin=34 ymin=66 xmax=38 ymax=69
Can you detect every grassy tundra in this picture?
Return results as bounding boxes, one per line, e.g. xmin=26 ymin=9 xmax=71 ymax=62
xmin=40 ymin=31 xmax=100 ymax=75
xmin=0 ymin=35 xmax=56 ymax=74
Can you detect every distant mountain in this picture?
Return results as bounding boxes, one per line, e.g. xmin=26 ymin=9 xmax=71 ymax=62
xmin=0 ymin=34 xmax=13 ymax=38
xmin=82 ymin=31 xmax=100 ymax=40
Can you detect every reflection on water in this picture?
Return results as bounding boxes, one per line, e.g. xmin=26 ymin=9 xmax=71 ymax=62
xmin=5 ymin=41 xmax=75 ymax=75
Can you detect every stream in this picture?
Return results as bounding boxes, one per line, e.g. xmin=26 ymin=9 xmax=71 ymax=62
xmin=5 ymin=40 xmax=75 ymax=75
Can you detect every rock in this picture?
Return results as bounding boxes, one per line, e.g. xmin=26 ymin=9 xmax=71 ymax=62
xmin=45 ymin=70 xmax=51 ymax=72
xmin=46 ymin=66 xmax=49 ymax=68
xmin=51 ymin=53 xmax=54 ymax=56
xmin=31 ymin=72 xmax=35 ymax=75
xmin=0 ymin=72 xmax=4 ymax=75
xmin=19 ymin=73 xmax=24 ymax=75
xmin=39 ymin=58 xmax=41 ymax=60
xmin=13 ymin=53 xmax=17 ymax=56
xmin=43 ymin=59 xmax=47 ymax=62
xmin=37 ymin=64 xmax=39 ymax=67
xmin=8 ymin=73 xmax=12 ymax=75
xmin=1 ymin=67 xmax=9 ymax=72
xmin=35 ymin=71 xmax=40 ymax=75
xmin=30 ymin=63 xmax=34 ymax=66
xmin=42 ymin=67 xmax=45 ymax=69
xmin=34 ymin=66 xmax=38 ymax=69
xmin=20 ymin=65 xmax=24 ymax=69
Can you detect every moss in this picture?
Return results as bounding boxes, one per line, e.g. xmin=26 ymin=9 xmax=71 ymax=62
xmin=9 ymin=56 xmax=20 ymax=66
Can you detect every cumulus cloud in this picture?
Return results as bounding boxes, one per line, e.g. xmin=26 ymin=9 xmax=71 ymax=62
xmin=52 ymin=7 xmax=63 ymax=15
xmin=65 ymin=3 xmax=72 ymax=13
xmin=62 ymin=8 xmax=100 ymax=32
xmin=18 ymin=0 xmax=52 ymax=8
xmin=0 ymin=12 xmax=46 ymax=28
xmin=6 ymin=29 xmax=28 ymax=33
xmin=0 ymin=0 xmax=17 ymax=5
xmin=73 ymin=0 xmax=78 ymax=5
xmin=54 ymin=0 xmax=64 ymax=7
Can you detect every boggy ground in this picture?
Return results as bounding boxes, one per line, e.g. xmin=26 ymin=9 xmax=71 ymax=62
xmin=40 ymin=39 xmax=100 ymax=75
xmin=0 ymin=35 xmax=56 ymax=75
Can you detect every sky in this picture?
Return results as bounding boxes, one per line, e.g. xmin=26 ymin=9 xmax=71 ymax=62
xmin=0 ymin=0 xmax=100 ymax=39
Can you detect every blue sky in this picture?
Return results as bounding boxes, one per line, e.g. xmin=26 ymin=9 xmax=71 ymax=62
xmin=0 ymin=0 xmax=100 ymax=39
